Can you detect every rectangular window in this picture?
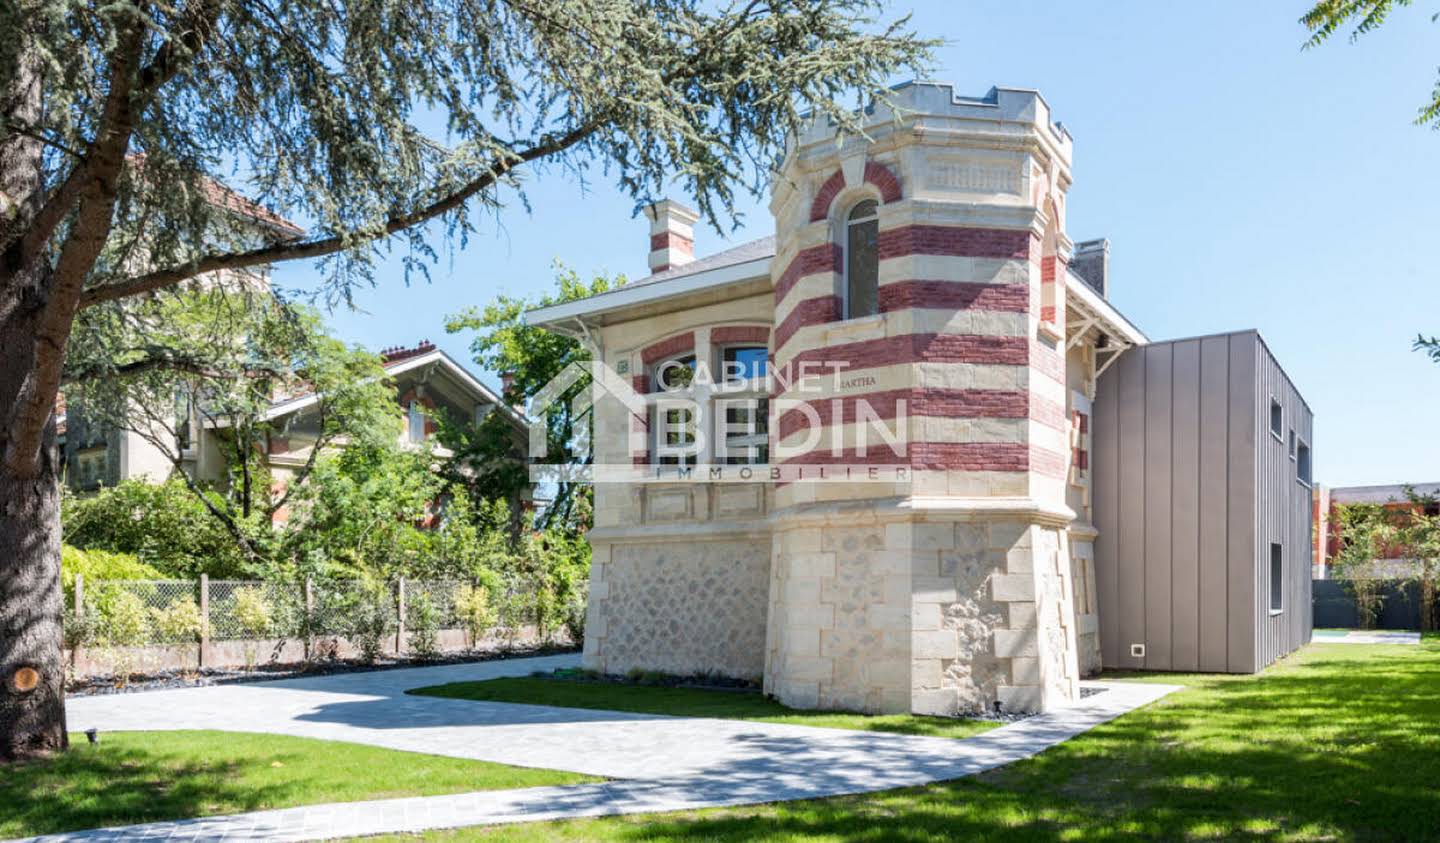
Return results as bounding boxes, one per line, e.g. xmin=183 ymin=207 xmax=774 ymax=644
xmin=1270 ymin=398 xmax=1283 ymax=440
xmin=718 ymin=398 xmax=769 ymax=465
xmin=722 ymin=346 xmax=768 ymax=383
xmin=1297 ymin=440 xmax=1311 ymax=486
xmin=407 ymin=401 xmax=426 ymax=443
xmin=656 ymin=405 xmax=698 ymax=466
xmin=1288 ymin=429 xmax=1296 ymax=460
xmin=1270 ymin=543 xmax=1284 ymax=613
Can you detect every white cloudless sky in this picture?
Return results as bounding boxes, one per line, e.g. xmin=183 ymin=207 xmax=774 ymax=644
xmin=272 ymin=0 xmax=1440 ymax=487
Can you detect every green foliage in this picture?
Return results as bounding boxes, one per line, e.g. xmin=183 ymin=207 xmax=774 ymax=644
xmin=453 ymin=583 xmax=497 ymax=648
xmin=231 ymin=587 xmax=273 ymax=639
xmin=347 ymin=583 xmax=396 ymax=665
xmin=149 ymin=598 xmax=204 ymax=644
xmin=61 ymin=479 xmax=249 ymax=578
xmin=406 ymin=592 xmax=442 ymax=661
xmin=91 ymin=588 xmax=150 ymax=649
xmin=1331 ymin=502 xmax=1391 ymax=628
xmin=59 ymin=546 xmax=162 ymax=596
xmin=64 ymin=292 xmax=401 ymax=568
xmin=1301 ymin=1 xmax=1440 ymax=127
xmin=443 ymin=263 xmax=617 ymax=532
xmin=4 ymin=0 xmax=931 ymax=304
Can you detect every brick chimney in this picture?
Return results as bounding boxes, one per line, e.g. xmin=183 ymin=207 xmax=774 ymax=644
xmin=644 ymin=199 xmax=699 ymax=274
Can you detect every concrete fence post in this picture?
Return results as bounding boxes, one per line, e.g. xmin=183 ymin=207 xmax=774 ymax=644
xmin=199 ymin=574 xmax=210 ymax=669
xmin=395 ymin=577 xmax=407 ymax=657
xmin=304 ymin=576 xmax=315 ymax=661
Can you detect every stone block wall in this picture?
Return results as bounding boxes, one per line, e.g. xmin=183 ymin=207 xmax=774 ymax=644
xmin=765 ymin=518 xmax=913 ymax=713
xmin=909 ymin=518 xmax=1079 ymax=715
xmin=584 ymin=537 xmax=770 ymax=679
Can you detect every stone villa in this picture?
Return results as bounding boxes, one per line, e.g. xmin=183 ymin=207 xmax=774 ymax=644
xmin=529 ymin=82 xmax=1314 ymax=715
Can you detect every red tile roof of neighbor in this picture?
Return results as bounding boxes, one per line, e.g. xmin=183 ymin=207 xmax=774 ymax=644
xmin=126 ymin=153 xmax=304 ymax=239
xmin=381 ymin=341 xmax=438 ymax=366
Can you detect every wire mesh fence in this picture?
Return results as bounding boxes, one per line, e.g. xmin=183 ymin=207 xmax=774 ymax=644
xmin=67 ymin=576 xmax=547 ymax=649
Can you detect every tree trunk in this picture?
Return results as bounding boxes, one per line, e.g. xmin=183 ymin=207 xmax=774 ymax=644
xmin=0 ymin=422 xmax=67 ymax=761
xmin=1 ymin=37 xmax=70 ymax=761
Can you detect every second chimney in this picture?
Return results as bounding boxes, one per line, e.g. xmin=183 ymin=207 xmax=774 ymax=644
xmin=1071 ymin=238 xmax=1110 ymax=298
xmin=645 ymin=199 xmax=699 ymax=274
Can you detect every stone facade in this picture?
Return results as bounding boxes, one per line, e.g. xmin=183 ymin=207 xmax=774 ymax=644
xmin=532 ymin=83 xmax=1143 ymax=714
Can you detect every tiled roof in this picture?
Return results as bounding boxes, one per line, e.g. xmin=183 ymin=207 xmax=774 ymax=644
xmin=381 ymin=341 xmax=438 ymax=366
xmin=127 ymin=153 xmax=304 ymax=238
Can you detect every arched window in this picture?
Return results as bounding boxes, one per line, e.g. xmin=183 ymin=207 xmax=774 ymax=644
xmin=844 ymin=200 xmax=879 ymax=319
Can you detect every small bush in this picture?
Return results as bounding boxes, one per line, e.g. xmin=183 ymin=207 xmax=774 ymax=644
xmin=348 ymin=584 xmax=394 ymax=664
xmin=150 ymin=597 xmax=204 ymax=643
xmin=93 ymin=588 xmax=150 ymax=648
xmin=453 ymin=583 xmax=495 ymax=648
xmin=231 ymin=586 xmax=273 ymax=638
xmin=407 ymin=592 xmax=441 ymax=660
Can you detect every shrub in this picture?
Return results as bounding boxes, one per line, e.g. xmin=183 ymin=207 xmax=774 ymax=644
xmin=60 ymin=546 xmax=162 ymax=601
xmin=348 ymin=584 xmax=394 ymax=664
xmin=93 ymin=587 xmax=150 ymax=648
xmin=453 ymin=583 xmax=496 ymax=648
xmin=231 ymin=586 xmax=273 ymax=638
xmin=406 ymin=592 xmax=441 ymax=660
xmin=61 ymin=478 xmax=248 ymax=577
xmin=150 ymin=597 xmax=204 ymax=643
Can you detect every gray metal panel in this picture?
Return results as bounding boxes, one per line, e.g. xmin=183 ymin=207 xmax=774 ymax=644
xmin=1116 ymin=348 xmax=1148 ymax=669
xmin=1170 ymin=340 xmax=1202 ymax=671
xmin=1093 ymin=348 xmax=1122 ymax=668
xmin=1227 ymin=332 xmax=1258 ymax=673
xmin=1094 ymin=330 xmax=1311 ymax=674
xmin=1197 ymin=337 xmax=1231 ymax=671
xmin=1251 ymin=334 xmax=1315 ymax=668
xmin=1143 ymin=345 xmax=1173 ymax=670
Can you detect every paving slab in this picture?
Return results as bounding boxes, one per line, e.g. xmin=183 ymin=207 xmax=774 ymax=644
xmin=23 ymin=655 xmax=1179 ymax=842
xmin=1312 ymin=630 xmax=1421 ymax=645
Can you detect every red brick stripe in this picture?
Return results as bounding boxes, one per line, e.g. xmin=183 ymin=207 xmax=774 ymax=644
xmin=783 ymin=333 xmax=1029 ymax=371
xmin=773 ymin=295 xmax=841 ymax=351
xmin=877 ymin=280 xmax=1028 ymax=314
xmin=774 ymin=243 xmax=842 ymax=303
xmin=876 ymin=225 xmax=1031 ymax=261
xmin=808 ymin=170 xmax=847 ymax=222
xmin=1031 ymin=338 xmax=1064 ymax=382
xmin=640 ymin=332 xmax=696 ymax=365
xmin=776 ymin=442 xmax=1031 ymax=472
xmin=776 ymin=388 xmax=1029 ymax=440
xmin=864 ymin=161 xmax=902 ymax=203
xmin=711 ymin=325 xmax=770 ymax=345
xmin=775 ymin=442 xmax=1069 ymax=476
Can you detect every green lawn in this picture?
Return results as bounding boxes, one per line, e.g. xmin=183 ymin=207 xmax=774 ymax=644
xmin=411 ymin=676 xmax=1001 ymax=740
xmin=396 ymin=637 xmax=1440 ymax=842
xmin=1 ymin=730 xmax=597 ymax=839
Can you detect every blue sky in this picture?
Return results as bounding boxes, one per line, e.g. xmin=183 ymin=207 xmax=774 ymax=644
xmin=274 ymin=1 xmax=1440 ymax=487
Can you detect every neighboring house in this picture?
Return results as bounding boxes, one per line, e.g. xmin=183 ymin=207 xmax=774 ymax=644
xmin=527 ymin=82 xmax=1314 ymax=716
xmin=56 ymin=173 xmax=528 ymax=511
xmin=1313 ymin=482 xmax=1440 ymax=578
xmin=63 ymin=339 xmax=528 ymax=518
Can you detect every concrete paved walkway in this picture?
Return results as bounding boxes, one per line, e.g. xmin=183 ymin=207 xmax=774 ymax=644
xmin=1312 ymin=629 xmax=1421 ymax=645
xmin=28 ymin=655 xmax=1178 ymax=842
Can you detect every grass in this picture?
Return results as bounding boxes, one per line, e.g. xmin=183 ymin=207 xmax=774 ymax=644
xmin=410 ymin=676 xmax=1001 ymax=740
xmin=392 ymin=636 xmax=1440 ymax=842
xmin=0 ymin=730 xmax=597 ymax=838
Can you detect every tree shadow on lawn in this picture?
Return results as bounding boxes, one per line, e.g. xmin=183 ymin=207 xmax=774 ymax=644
xmin=0 ymin=737 xmax=298 ymax=838
xmin=505 ymin=643 xmax=1440 ymax=842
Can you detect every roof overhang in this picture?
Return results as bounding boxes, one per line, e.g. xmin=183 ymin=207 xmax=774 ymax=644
xmin=258 ymin=349 xmax=525 ymax=427
xmin=526 ymin=257 xmax=772 ymax=334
